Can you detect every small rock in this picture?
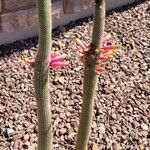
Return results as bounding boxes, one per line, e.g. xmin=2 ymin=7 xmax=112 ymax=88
xmin=141 ymin=123 xmax=149 ymax=131
xmin=140 ymin=131 xmax=148 ymax=137
xmin=132 ymin=120 xmax=140 ymax=128
xmin=112 ymin=142 xmax=122 ymax=150
xmin=23 ymin=134 xmax=30 ymax=141
xmin=92 ymin=121 xmax=97 ymax=128
xmin=6 ymin=128 xmax=15 ymax=137
xmin=92 ymin=143 xmax=99 ymax=150
xmin=13 ymin=134 xmax=22 ymax=140
xmin=74 ymin=66 xmax=82 ymax=72
xmin=99 ymin=124 xmax=105 ymax=134
xmin=60 ymin=128 xmax=67 ymax=135
xmin=139 ymin=143 xmax=145 ymax=150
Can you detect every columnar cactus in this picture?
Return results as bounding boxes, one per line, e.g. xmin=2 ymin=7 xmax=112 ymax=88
xmin=75 ymin=0 xmax=106 ymax=149
xmin=32 ymin=0 xmax=118 ymax=150
xmin=34 ymin=0 xmax=52 ymax=149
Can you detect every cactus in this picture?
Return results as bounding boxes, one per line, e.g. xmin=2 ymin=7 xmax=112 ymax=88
xmin=75 ymin=0 xmax=105 ymax=150
xmin=34 ymin=0 xmax=52 ymax=150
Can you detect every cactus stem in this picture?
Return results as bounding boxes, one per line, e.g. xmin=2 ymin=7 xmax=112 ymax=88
xmin=75 ymin=0 xmax=105 ymax=150
xmin=34 ymin=0 xmax=52 ymax=150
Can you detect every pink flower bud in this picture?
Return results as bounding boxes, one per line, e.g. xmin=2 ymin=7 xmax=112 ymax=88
xmin=76 ymin=45 xmax=84 ymax=53
xmin=99 ymin=55 xmax=113 ymax=61
xmin=101 ymin=44 xmax=119 ymax=51
xmin=50 ymin=61 xmax=68 ymax=67
xmin=51 ymin=55 xmax=65 ymax=63
xmin=50 ymin=53 xmax=59 ymax=59
xmin=26 ymin=59 xmax=34 ymax=65
xmin=97 ymin=67 xmax=104 ymax=72
xmin=76 ymin=38 xmax=86 ymax=50
xmin=95 ymin=68 xmax=104 ymax=75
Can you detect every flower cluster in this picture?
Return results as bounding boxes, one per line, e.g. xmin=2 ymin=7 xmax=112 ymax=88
xmin=76 ymin=34 xmax=120 ymax=75
xmin=27 ymin=52 xmax=68 ymax=67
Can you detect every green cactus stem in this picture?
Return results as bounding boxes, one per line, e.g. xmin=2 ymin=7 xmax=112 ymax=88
xmin=75 ymin=0 xmax=105 ymax=150
xmin=34 ymin=0 xmax=52 ymax=150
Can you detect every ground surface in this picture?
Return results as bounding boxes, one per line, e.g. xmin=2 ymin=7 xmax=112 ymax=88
xmin=0 ymin=1 xmax=149 ymax=150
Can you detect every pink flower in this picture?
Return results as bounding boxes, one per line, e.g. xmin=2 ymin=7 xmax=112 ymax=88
xmin=51 ymin=61 xmax=68 ymax=67
xmin=95 ymin=63 xmax=106 ymax=75
xmin=50 ymin=55 xmax=65 ymax=63
xmin=27 ymin=53 xmax=68 ymax=68
xmin=76 ymin=38 xmax=90 ymax=53
xmin=76 ymin=38 xmax=87 ymax=50
xmin=101 ymin=44 xmax=120 ymax=51
xmin=76 ymin=37 xmax=119 ymax=53
xmin=76 ymin=35 xmax=120 ymax=75
xmin=27 ymin=59 xmax=35 ymax=65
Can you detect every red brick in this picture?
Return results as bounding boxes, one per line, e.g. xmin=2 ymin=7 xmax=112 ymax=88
xmin=1 ymin=8 xmax=37 ymax=33
xmin=63 ymin=0 xmax=94 ymax=14
xmin=3 ymin=0 xmax=36 ymax=11
xmin=1 ymin=1 xmax=64 ymax=33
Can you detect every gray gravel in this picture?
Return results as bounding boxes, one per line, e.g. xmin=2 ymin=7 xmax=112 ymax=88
xmin=0 ymin=1 xmax=150 ymax=150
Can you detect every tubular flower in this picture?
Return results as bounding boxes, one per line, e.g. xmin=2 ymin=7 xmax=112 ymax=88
xmin=76 ymin=38 xmax=90 ymax=53
xmin=27 ymin=53 xmax=68 ymax=68
xmin=76 ymin=34 xmax=120 ymax=75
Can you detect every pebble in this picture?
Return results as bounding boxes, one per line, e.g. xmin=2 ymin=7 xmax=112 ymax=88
xmin=141 ymin=123 xmax=149 ymax=131
xmin=99 ymin=124 xmax=106 ymax=135
xmin=5 ymin=128 xmax=15 ymax=137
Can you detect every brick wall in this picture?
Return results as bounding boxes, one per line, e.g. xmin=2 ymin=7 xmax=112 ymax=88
xmin=0 ymin=0 xmax=66 ymax=34
xmin=0 ymin=0 xmax=36 ymax=32
xmin=0 ymin=0 xmax=137 ymax=44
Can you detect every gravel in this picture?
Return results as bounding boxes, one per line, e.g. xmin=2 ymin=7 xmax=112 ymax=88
xmin=0 ymin=1 xmax=150 ymax=150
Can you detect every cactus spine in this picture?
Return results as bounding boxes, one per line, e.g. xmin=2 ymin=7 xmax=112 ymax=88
xmin=34 ymin=0 xmax=52 ymax=150
xmin=75 ymin=0 xmax=105 ymax=150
